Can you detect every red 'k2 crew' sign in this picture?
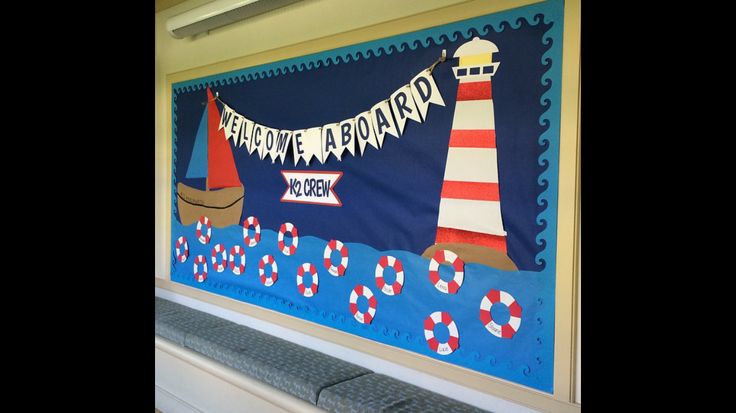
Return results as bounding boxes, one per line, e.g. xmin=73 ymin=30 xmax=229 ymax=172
xmin=280 ymin=171 xmax=343 ymax=207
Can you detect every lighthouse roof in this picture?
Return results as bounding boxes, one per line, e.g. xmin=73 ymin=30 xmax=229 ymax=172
xmin=453 ymin=37 xmax=499 ymax=58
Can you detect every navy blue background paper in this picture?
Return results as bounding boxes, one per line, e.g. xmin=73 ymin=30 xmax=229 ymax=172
xmin=171 ymin=0 xmax=563 ymax=392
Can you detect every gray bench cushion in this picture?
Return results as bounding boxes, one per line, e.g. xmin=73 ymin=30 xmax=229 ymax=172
xmin=317 ymin=373 xmax=490 ymax=413
xmin=155 ymin=297 xmax=487 ymax=411
xmin=155 ymin=301 xmax=233 ymax=346
xmin=155 ymin=296 xmax=188 ymax=317
xmin=185 ymin=323 xmax=371 ymax=404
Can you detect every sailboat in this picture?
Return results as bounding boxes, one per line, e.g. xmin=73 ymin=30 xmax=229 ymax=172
xmin=176 ymin=88 xmax=244 ymax=228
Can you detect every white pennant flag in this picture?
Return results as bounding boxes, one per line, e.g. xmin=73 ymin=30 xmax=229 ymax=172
xmin=371 ymin=99 xmax=400 ymax=145
xmin=292 ymin=128 xmax=323 ymax=165
xmin=410 ymin=69 xmax=445 ymax=121
xmin=292 ymin=129 xmax=307 ymax=166
xmin=321 ymin=123 xmax=345 ymax=161
xmin=303 ymin=127 xmax=324 ymax=165
xmin=252 ymin=123 xmax=267 ymax=160
xmin=236 ymin=116 xmax=255 ymax=151
xmin=264 ymin=127 xmax=281 ymax=163
xmin=246 ymin=120 xmax=260 ymax=155
xmin=338 ymin=119 xmax=356 ymax=157
xmin=390 ymin=84 xmax=423 ymax=135
xmin=354 ymin=111 xmax=379 ymax=155
xmin=220 ymin=105 xmax=242 ymax=143
xmin=219 ymin=104 xmax=234 ymax=132
xmin=274 ymin=130 xmax=292 ymax=164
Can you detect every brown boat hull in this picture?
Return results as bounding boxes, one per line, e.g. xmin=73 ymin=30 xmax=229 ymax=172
xmin=422 ymin=242 xmax=518 ymax=272
xmin=176 ymin=182 xmax=244 ymax=228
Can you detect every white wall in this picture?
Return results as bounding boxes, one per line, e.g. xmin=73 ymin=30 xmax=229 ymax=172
xmin=155 ymin=0 xmax=471 ymax=279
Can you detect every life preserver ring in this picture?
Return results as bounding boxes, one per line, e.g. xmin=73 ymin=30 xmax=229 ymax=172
xmin=428 ymin=249 xmax=464 ymax=294
xmin=211 ymin=243 xmax=227 ymax=273
xmin=229 ymin=245 xmax=246 ymax=275
xmin=323 ymin=239 xmax=348 ymax=276
xmin=193 ymin=255 xmax=208 ymax=283
xmin=243 ymin=216 xmax=261 ymax=247
xmin=423 ymin=311 xmax=459 ymax=355
xmin=480 ymin=289 xmax=522 ymax=339
xmin=349 ymin=285 xmax=376 ymax=324
xmin=374 ymin=255 xmax=404 ymax=296
xmin=175 ymin=236 xmax=189 ymax=263
xmin=258 ymin=254 xmax=278 ymax=286
xmin=296 ymin=263 xmax=319 ymax=297
xmin=277 ymin=222 xmax=299 ymax=256
xmin=196 ymin=216 xmax=211 ymax=244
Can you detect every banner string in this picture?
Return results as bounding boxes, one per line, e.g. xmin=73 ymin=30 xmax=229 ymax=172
xmin=203 ymin=50 xmax=448 ymax=105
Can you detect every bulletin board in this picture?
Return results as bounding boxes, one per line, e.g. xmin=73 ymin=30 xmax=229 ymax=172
xmin=169 ymin=0 xmax=570 ymax=393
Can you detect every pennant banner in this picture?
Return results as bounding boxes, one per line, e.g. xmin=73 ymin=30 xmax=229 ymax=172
xmin=215 ymin=67 xmax=444 ymax=165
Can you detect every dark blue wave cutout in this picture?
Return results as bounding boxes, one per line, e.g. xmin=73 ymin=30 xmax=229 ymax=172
xmin=540 ymin=98 xmax=552 ymax=114
xmin=497 ymin=21 xmax=512 ymax=33
xmin=542 ymin=57 xmax=553 ymax=73
xmin=464 ymin=27 xmax=479 ymax=39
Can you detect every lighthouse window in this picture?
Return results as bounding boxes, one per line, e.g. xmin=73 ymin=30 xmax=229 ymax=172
xmin=483 ymin=66 xmax=493 ymax=74
xmin=469 ymin=67 xmax=480 ymax=75
xmin=457 ymin=68 xmax=467 ymax=76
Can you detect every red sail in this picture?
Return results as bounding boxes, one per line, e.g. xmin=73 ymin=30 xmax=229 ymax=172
xmin=206 ymin=88 xmax=241 ymax=189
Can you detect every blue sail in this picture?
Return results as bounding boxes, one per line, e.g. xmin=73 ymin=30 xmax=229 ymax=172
xmin=185 ymin=106 xmax=208 ymax=179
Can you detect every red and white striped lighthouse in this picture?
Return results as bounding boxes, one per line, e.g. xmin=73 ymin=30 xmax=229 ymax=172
xmin=435 ymin=37 xmax=509 ymax=254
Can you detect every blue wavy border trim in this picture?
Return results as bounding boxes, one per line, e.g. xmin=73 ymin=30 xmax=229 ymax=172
xmin=170 ymin=0 xmax=564 ymax=393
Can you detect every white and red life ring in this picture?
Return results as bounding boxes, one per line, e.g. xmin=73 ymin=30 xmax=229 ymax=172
xmin=428 ymin=249 xmax=464 ymax=294
xmin=211 ymin=243 xmax=227 ymax=273
xmin=196 ymin=216 xmax=211 ymax=244
xmin=175 ymin=236 xmax=189 ymax=263
xmin=229 ymin=245 xmax=246 ymax=275
xmin=243 ymin=216 xmax=261 ymax=247
xmin=423 ymin=311 xmax=459 ymax=355
xmin=277 ymin=222 xmax=299 ymax=256
xmin=323 ymin=239 xmax=348 ymax=276
xmin=480 ymin=289 xmax=522 ymax=339
xmin=258 ymin=254 xmax=278 ymax=287
xmin=349 ymin=285 xmax=376 ymax=324
xmin=374 ymin=255 xmax=404 ymax=296
xmin=193 ymin=255 xmax=208 ymax=283
xmin=296 ymin=263 xmax=319 ymax=297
